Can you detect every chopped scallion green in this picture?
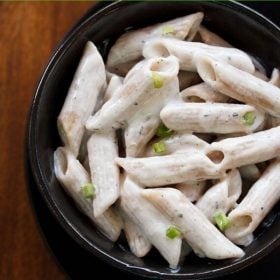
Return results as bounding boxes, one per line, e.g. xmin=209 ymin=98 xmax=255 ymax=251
xmin=213 ymin=212 xmax=230 ymax=231
xmin=156 ymin=123 xmax=173 ymax=138
xmin=82 ymin=183 xmax=95 ymax=199
xmin=242 ymin=111 xmax=256 ymax=126
xmin=151 ymin=71 xmax=164 ymax=88
xmin=166 ymin=226 xmax=181 ymax=239
xmin=153 ymin=140 xmax=166 ymax=153
xmin=162 ymin=25 xmax=175 ymax=35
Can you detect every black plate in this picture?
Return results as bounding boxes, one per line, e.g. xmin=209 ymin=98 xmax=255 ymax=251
xmin=26 ymin=1 xmax=280 ymax=279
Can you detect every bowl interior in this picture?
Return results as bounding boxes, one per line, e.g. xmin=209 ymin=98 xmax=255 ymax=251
xmin=29 ymin=1 xmax=280 ymax=279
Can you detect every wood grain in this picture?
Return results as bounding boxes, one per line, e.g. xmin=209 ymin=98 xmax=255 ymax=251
xmin=0 ymin=2 xmax=93 ymax=279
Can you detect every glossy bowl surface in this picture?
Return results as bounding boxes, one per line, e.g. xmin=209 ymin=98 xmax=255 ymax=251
xmin=27 ymin=1 xmax=280 ymax=279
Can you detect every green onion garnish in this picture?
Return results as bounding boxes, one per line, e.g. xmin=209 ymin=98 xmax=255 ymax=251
xmin=82 ymin=183 xmax=95 ymax=199
xmin=162 ymin=25 xmax=175 ymax=35
xmin=166 ymin=226 xmax=182 ymax=239
xmin=151 ymin=71 xmax=164 ymax=88
xmin=156 ymin=123 xmax=173 ymax=138
xmin=213 ymin=212 xmax=230 ymax=231
xmin=153 ymin=140 xmax=166 ymax=153
xmin=242 ymin=111 xmax=256 ymax=126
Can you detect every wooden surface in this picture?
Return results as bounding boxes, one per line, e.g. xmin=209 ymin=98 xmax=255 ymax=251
xmin=0 ymin=2 xmax=93 ymax=279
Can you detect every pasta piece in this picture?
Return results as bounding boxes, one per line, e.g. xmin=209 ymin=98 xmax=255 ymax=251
xmin=143 ymin=38 xmax=255 ymax=73
xmin=198 ymin=26 xmax=232 ymax=47
xmin=125 ymin=79 xmax=179 ymax=157
xmin=106 ymin=12 xmax=203 ymax=70
xmin=116 ymin=152 xmax=223 ymax=187
xmin=57 ymin=42 xmax=106 ymax=156
xmin=87 ymin=130 xmax=119 ymax=217
xmin=142 ymin=188 xmax=244 ymax=259
xmin=196 ymin=169 xmax=242 ymax=221
xmin=53 ymin=147 xmax=122 ymax=241
xmin=196 ymin=55 xmax=280 ymax=117
xmin=180 ymin=82 xmax=229 ymax=103
xmin=178 ymin=71 xmax=201 ymax=91
xmin=121 ymin=210 xmax=152 ymax=258
xmin=160 ymin=102 xmax=264 ymax=134
xmin=269 ymin=68 xmax=280 ymax=87
xmin=177 ymin=180 xmax=207 ymax=202
xmin=120 ymin=177 xmax=182 ymax=268
xmin=264 ymin=68 xmax=280 ymax=128
xmin=207 ymin=126 xmax=280 ymax=169
xmin=103 ymin=75 xmax=123 ymax=102
xmin=144 ymin=133 xmax=209 ymax=157
xmin=86 ymin=56 xmax=179 ymax=131
xmin=225 ymin=159 xmax=280 ymax=245
xmin=239 ymin=164 xmax=261 ymax=181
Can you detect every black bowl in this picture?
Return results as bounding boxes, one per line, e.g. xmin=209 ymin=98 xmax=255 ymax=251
xmin=27 ymin=1 xmax=280 ymax=279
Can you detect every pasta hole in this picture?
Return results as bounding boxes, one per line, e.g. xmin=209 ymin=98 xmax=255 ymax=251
xmin=206 ymin=150 xmax=224 ymax=164
xmin=232 ymin=215 xmax=252 ymax=230
xmin=150 ymin=44 xmax=170 ymax=58
xmin=197 ymin=57 xmax=217 ymax=82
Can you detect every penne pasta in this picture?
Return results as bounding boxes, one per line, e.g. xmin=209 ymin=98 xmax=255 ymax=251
xmin=116 ymin=152 xmax=223 ymax=187
xmin=198 ymin=26 xmax=232 ymax=47
xmin=142 ymin=188 xmax=244 ymax=259
xmin=269 ymin=68 xmax=280 ymax=87
xmin=125 ymin=79 xmax=179 ymax=157
xmin=144 ymin=133 xmax=209 ymax=157
xmin=120 ymin=177 xmax=182 ymax=268
xmin=225 ymin=159 xmax=280 ymax=245
xmin=143 ymin=38 xmax=255 ymax=73
xmin=87 ymin=130 xmax=120 ymax=217
xmin=103 ymin=74 xmax=123 ymax=102
xmin=196 ymin=169 xmax=242 ymax=221
xmin=176 ymin=180 xmax=207 ymax=202
xmin=207 ymin=126 xmax=280 ymax=169
xmin=53 ymin=147 xmax=122 ymax=241
xmin=86 ymin=56 xmax=179 ymax=131
xmin=180 ymin=82 xmax=229 ymax=103
xmin=196 ymin=55 xmax=280 ymax=117
xmin=57 ymin=42 xmax=106 ymax=156
xmin=160 ymin=102 xmax=265 ymax=134
xmin=54 ymin=13 xmax=280 ymax=266
xmin=106 ymin=12 xmax=203 ymax=70
xmin=121 ymin=210 xmax=152 ymax=258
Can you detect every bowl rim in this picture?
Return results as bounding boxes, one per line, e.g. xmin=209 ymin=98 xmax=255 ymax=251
xmin=27 ymin=1 xmax=280 ymax=279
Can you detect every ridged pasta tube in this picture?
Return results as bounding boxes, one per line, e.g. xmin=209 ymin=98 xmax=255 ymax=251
xmin=57 ymin=42 xmax=106 ymax=156
xmin=225 ymin=159 xmax=280 ymax=245
xmin=196 ymin=55 xmax=280 ymax=117
xmin=142 ymin=188 xmax=244 ymax=259
xmin=120 ymin=177 xmax=182 ymax=268
xmin=107 ymin=12 xmax=203 ymax=70
xmin=143 ymin=38 xmax=255 ymax=73
xmin=86 ymin=56 xmax=179 ymax=131
xmin=87 ymin=130 xmax=120 ymax=217
xmin=53 ymin=147 xmax=122 ymax=241
xmin=161 ymin=102 xmax=264 ymax=134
